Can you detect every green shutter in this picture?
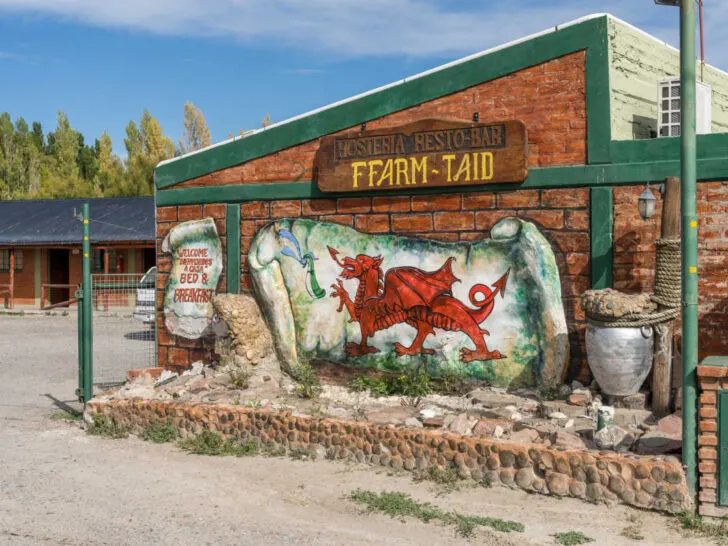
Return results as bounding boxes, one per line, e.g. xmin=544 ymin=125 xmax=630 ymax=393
xmin=720 ymin=390 xmax=728 ymax=505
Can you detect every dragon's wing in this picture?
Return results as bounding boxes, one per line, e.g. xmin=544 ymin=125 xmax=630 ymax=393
xmin=379 ymin=257 xmax=459 ymax=311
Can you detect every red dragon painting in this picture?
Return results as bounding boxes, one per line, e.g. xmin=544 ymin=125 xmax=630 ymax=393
xmin=328 ymin=247 xmax=509 ymax=363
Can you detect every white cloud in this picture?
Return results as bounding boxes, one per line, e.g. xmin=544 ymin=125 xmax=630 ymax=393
xmin=0 ymin=0 xmax=725 ymax=67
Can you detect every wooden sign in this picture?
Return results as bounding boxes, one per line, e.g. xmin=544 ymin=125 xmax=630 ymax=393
xmin=315 ymin=119 xmax=527 ymax=193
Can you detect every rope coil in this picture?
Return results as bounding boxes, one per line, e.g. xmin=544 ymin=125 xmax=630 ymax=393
xmin=584 ymin=237 xmax=681 ymax=328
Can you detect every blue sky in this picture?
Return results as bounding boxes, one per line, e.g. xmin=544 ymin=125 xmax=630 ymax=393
xmin=0 ymin=1 xmax=724 ymax=157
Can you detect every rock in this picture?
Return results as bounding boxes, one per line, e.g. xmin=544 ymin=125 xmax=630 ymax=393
xmin=404 ymin=418 xmax=423 ymax=428
xmin=552 ymin=430 xmax=587 ymax=450
xmin=493 ymin=426 xmax=505 ymax=439
xmin=418 ymin=408 xmax=440 ymax=420
xmin=571 ymin=380 xmax=585 ymax=390
xmin=612 ymin=392 xmax=647 ymax=410
xmin=447 ymin=414 xmax=476 ymax=435
xmin=182 ymin=361 xmax=205 ymax=376
xmin=249 ymin=218 xmax=569 ymax=387
xmin=547 ymin=473 xmax=570 ymax=496
xmin=635 ymin=430 xmax=682 ymax=455
xmin=516 ymin=467 xmax=535 ymax=489
xmin=472 ymin=418 xmax=513 ymax=437
xmin=509 ymin=428 xmax=540 ymax=444
xmin=468 ymin=389 xmax=526 ymax=408
xmin=613 ymin=409 xmax=653 ymax=428
xmin=593 ymin=425 xmax=637 ymax=451
xmin=558 ymin=384 xmax=572 ymax=398
xmin=567 ymin=389 xmax=592 ymax=407
xmin=657 ymin=414 xmax=682 ymax=436
xmin=522 ymin=400 xmax=539 ymax=413
xmin=549 ymin=412 xmax=568 ymax=420
xmin=422 ymin=417 xmax=444 ymax=428
xmin=564 ymin=419 xmax=574 ymax=429
xmin=366 ymin=406 xmax=419 ymax=425
xmin=154 ymin=370 xmax=178 ymax=387
xmin=541 ymin=400 xmax=587 ymax=418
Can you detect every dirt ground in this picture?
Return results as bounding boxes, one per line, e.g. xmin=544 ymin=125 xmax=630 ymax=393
xmin=0 ymin=315 xmax=716 ymax=545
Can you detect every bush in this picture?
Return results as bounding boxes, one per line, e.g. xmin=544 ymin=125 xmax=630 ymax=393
xmin=291 ymin=362 xmax=322 ymax=399
xmin=178 ymin=430 xmax=258 ymax=457
xmin=141 ymin=420 xmax=178 ymax=443
xmin=348 ymin=375 xmax=389 ymax=397
xmin=88 ymin=414 xmax=130 ymax=439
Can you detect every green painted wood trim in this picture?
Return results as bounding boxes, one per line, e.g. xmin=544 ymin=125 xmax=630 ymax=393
xmin=701 ymin=356 xmax=728 ymax=367
xmin=585 ymin=16 xmax=611 ymax=164
xmin=590 ymin=187 xmax=613 ymax=289
xmin=719 ymin=390 xmax=728 ymax=506
xmin=156 ymin=16 xmax=607 ymax=189
xmin=611 ymin=133 xmax=728 ymax=164
xmin=156 ymin=156 xmax=728 ymax=206
xmin=226 ymin=204 xmax=241 ymax=294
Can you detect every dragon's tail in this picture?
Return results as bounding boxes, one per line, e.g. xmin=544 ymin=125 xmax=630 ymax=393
xmin=467 ymin=269 xmax=510 ymax=324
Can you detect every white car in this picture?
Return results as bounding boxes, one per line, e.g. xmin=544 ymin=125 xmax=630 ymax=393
xmin=133 ymin=266 xmax=157 ymax=324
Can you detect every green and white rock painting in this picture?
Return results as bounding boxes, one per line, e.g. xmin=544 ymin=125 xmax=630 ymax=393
xmin=162 ymin=218 xmax=223 ymax=339
xmin=248 ymin=217 xmax=568 ymax=387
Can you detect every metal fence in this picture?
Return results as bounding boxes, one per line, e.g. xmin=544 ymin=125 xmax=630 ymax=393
xmin=84 ymin=273 xmax=157 ymax=388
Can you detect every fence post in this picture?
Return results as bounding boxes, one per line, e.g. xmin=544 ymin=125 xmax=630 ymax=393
xmin=76 ymin=288 xmax=84 ymax=402
xmin=82 ymin=204 xmax=93 ymax=403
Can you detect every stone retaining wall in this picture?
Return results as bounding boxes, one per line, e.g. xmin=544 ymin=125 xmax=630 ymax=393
xmin=86 ymin=399 xmax=690 ymax=513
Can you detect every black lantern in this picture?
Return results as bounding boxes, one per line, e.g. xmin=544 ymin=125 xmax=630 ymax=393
xmin=637 ymin=184 xmax=658 ymax=220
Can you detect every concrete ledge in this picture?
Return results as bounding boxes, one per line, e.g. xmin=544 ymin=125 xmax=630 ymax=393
xmin=86 ymin=399 xmax=691 ymax=514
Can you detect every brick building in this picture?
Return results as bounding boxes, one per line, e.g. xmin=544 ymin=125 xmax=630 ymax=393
xmin=153 ymin=13 xmax=728 ymax=376
xmin=0 ymin=197 xmax=156 ymax=309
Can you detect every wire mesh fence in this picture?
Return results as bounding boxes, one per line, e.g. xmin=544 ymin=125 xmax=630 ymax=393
xmin=91 ymin=273 xmax=156 ymax=387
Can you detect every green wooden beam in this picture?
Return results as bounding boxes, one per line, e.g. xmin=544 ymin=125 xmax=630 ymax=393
xmin=155 ymin=16 xmax=608 ymax=189
xmin=590 ymin=187 xmax=613 ymax=289
xmin=611 ymin=133 xmax=728 ymax=164
xmin=585 ymin=16 xmax=611 ymax=164
xmin=156 ymin=156 xmax=728 ymax=206
xmin=226 ymin=204 xmax=241 ymax=294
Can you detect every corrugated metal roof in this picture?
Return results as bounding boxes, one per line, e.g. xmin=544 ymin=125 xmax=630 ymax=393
xmin=0 ymin=197 xmax=155 ymax=246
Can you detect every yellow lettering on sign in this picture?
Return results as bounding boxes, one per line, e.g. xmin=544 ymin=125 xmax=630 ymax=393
xmin=368 ymin=159 xmax=383 ymax=187
xmin=395 ymin=158 xmax=410 ymax=185
xmin=453 ymin=153 xmax=471 ymax=182
xmin=481 ymin=152 xmax=493 ymax=180
xmin=442 ymin=154 xmax=456 ymax=182
xmin=377 ymin=159 xmax=394 ymax=186
xmin=411 ymin=156 xmax=428 ymax=185
xmin=352 ymin=161 xmax=367 ymax=188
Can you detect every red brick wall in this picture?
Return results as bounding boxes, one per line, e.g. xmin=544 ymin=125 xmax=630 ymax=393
xmin=0 ymin=249 xmax=36 ymax=305
xmin=696 ymin=364 xmax=725 ymax=517
xmin=614 ymin=182 xmax=728 ymax=360
xmin=178 ymin=51 xmax=586 ymax=188
xmin=156 ymin=204 xmax=227 ymax=371
xmin=240 ymin=191 xmax=591 ymax=379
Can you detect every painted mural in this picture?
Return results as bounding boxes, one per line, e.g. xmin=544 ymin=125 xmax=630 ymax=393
xmin=249 ymin=217 xmax=568 ymax=387
xmin=162 ymin=218 xmax=223 ymax=339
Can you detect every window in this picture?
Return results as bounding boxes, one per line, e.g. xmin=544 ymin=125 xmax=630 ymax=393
xmin=92 ymin=249 xmax=116 ymax=273
xmin=0 ymin=250 xmax=23 ymax=272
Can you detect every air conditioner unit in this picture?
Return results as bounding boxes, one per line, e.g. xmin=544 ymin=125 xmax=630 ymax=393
xmin=658 ymin=78 xmax=712 ymax=137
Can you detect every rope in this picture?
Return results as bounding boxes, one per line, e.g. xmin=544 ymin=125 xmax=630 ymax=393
xmin=584 ymin=237 xmax=681 ymax=328
xmin=651 ymin=238 xmax=681 ymax=308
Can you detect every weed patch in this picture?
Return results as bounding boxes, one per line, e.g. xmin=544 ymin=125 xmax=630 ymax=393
xmin=49 ymin=409 xmax=82 ymax=422
xmin=292 ymin=362 xmax=322 ymax=399
xmin=178 ymin=430 xmax=258 ymax=457
xmin=678 ymin=511 xmax=728 ymax=543
xmin=88 ymin=414 xmax=130 ymax=439
xmin=553 ymin=531 xmax=595 ymax=545
xmin=141 ymin=420 xmax=178 ymax=444
xmin=228 ymin=367 xmax=251 ymax=390
xmin=349 ymin=489 xmax=524 ymax=538
xmin=414 ymin=466 xmax=463 ymax=494
xmin=349 ymin=375 xmax=390 ymax=397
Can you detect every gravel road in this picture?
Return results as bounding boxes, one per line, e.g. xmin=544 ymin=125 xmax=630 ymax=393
xmin=0 ymin=315 xmax=713 ymax=545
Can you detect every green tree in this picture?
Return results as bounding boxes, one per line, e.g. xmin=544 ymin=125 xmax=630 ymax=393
xmin=30 ymin=121 xmax=44 ymax=151
xmin=177 ymin=101 xmax=211 ymax=155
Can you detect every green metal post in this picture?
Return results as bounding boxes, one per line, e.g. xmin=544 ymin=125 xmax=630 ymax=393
xmin=82 ymin=204 xmax=93 ymax=403
xmin=76 ymin=289 xmax=84 ymax=401
xmin=680 ymin=0 xmax=698 ymax=497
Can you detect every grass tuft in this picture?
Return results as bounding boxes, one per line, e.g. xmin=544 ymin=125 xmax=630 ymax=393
xmin=678 ymin=511 xmax=728 ymax=542
xmin=553 ymin=531 xmax=595 ymax=545
xmin=141 ymin=420 xmax=179 ymax=444
xmin=49 ymin=409 xmax=82 ymax=422
xmin=87 ymin=414 xmax=130 ymax=439
xmin=349 ymin=489 xmax=524 ymax=538
xmin=414 ymin=466 xmax=463 ymax=494
xmin=177 ymin=430 xmax=258 ymax=457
